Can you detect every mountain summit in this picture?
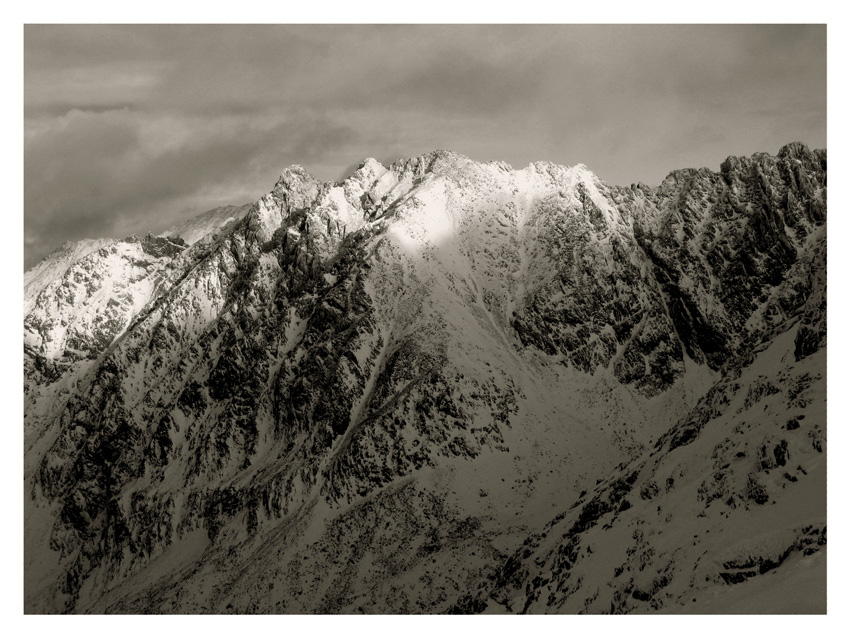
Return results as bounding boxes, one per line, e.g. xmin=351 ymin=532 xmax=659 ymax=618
xmin=24 ymin=144 xmax=826 ymax=613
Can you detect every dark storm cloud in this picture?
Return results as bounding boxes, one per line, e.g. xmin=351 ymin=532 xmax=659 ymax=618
xmin=24 ymin=24 xmax=826 ymax=268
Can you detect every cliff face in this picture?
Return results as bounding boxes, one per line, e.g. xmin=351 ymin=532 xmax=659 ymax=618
xmin=24 ymin=143 xmax=826 ymax=613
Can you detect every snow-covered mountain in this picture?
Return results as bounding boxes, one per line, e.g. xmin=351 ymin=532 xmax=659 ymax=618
xmin=23 ymin=143 xmax=826 ymax=613
xmin=161 ymin=204 xmax=251 ymax=246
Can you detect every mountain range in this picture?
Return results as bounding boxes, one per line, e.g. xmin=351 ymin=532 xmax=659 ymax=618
xmin=24 ymin=142 xmax=826 ymax=613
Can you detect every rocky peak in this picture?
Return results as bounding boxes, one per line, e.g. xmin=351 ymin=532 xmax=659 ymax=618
xmin=123 ymin=233 xmax=187 ymax=259
xmin=778 ymin=141 xmax=817 ymax=163
xmin=348 ymin=157 xmax=389 ymax=185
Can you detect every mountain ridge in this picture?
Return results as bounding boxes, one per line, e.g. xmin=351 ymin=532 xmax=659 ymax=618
xmin=24 ymin=142 xmax=826 ymax=613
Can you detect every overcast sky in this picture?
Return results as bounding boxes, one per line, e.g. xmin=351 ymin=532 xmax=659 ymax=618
xmin=24 ymin=24 xmax=826 ymax=268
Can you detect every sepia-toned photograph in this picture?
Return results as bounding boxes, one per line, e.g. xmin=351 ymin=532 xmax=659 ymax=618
xmin=22 ymin=22 xmax=827 ymax=615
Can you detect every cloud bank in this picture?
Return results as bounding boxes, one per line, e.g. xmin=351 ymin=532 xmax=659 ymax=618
xmin=24 ymin=24 xmax=826 ymax=267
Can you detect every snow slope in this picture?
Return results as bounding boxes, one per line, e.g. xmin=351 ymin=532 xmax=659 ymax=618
xmin=162 ymin=204 xmax=251 ymax=245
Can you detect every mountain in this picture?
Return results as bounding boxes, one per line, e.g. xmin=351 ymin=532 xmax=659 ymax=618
xmin=161 ymin=204 xmax=252 ymax=246
xmin=24 ymin=238 xmax=115 ymax=316
xmin=23 ymin=143 xmax=826 ymax=614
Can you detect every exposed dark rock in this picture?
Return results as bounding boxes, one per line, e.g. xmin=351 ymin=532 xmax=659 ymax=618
xmin=746 ymin=474 xmax=769 ymax=505
xmin=720 ymin=570 xmax=757 ymax=585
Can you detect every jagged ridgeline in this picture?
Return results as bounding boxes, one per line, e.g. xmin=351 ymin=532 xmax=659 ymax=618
xmin=24 ymin=143 xmax=826 ymax=613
